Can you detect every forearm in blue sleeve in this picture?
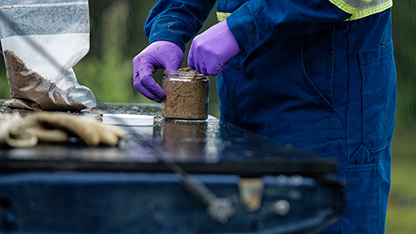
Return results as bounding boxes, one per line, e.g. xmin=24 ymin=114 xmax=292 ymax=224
xmin=145 ymin=0 xmax=216 ymax=51
xmin=226 ymin=1 xmax=352 ymax=54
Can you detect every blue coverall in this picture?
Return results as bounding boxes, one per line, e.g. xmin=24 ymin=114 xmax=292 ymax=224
xmin=145 ymin=0 xmax=396 ymax=233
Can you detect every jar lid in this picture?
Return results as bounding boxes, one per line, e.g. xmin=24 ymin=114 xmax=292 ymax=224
xmin=165 ymin=67 xmax=206 ymax=80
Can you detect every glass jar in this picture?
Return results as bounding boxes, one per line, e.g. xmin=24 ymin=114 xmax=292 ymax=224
xmin=162 ymin=68 xmax=209 ymax=120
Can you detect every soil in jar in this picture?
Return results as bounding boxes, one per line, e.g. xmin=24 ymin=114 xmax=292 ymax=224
xmin=162 ymin=67 xmax=208 ymax=120
xmin=3 ymin=50 xmax=86 ymax=111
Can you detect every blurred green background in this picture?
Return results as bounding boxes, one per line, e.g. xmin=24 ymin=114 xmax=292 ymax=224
xmin=0 ymin=1 xmax=415 ymax=232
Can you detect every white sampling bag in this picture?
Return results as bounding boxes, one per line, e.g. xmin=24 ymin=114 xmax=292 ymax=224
xmin=0 ymin=0 xmax=96 ymax=110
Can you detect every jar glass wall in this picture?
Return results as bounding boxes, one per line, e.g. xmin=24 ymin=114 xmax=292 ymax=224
xmin=162 ymin=68 xmax=209 ymax=121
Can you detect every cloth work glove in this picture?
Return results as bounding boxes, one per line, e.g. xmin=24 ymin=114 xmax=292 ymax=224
xmin=0 ymin=112 xmax=125 ymax=147
xmin=133 ymin=41 xmax=184 ymax=102
xmin=188 ymin=20 xmax=240 ymax=76
xmin=0 ymin=112 xmax=36 ymax=147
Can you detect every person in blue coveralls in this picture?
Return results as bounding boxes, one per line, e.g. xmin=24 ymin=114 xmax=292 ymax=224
xmin=132 ymin=0 xmax=396 ymax=233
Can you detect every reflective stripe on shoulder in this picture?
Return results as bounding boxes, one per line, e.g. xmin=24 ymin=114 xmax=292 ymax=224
xmin=217 ymin=0 xmax=392 ymax=22
xmin=217 ymin=12 xmax=231 ymax=21
xmin=329 ymin=0 xmax=393 ymax=21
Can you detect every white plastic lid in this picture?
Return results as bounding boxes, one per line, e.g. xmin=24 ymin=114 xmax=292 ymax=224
xmin=102 ymin=114 xmax=154 ymax=126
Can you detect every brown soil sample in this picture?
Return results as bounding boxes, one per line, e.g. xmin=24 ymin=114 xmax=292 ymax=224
xmin=3 ymin=50 xmax=87 ymax=111
xmin=162 ymin=68 xmax=208 ymax=120
xmin=178 ymin=67 xmax=205 ymax=78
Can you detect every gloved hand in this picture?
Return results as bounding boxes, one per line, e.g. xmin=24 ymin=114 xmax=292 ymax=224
xmin=0 ymin=112 xmax=126 ymax=147
xmin=188 ymin=20 xmax=240 ymax=76
xmin=133 ymin=41 xmax=184 ymax=102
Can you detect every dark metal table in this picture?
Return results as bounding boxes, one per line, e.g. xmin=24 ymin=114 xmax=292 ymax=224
xmin=0 ymin=102 xmax=344 ymax=234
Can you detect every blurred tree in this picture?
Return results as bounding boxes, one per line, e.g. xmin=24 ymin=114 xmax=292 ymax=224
xmin=75 ymin=0 xmax=138 ymax=103
xmin=392 ymin=1 xmax=416 ymax=130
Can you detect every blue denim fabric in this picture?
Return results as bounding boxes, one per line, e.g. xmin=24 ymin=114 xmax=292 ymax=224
xmin=145 ymin=1 xmax=396 ymax=232
xmin=219 ymin=11 xmax=396 ymax=234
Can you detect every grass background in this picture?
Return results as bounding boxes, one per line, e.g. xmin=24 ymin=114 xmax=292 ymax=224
xmin=0 ymin=1 xmax=415 ymax=232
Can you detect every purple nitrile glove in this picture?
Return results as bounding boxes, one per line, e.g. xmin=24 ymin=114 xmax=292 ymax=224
xmin=133 ymin=41 xmax=184 ymax=102
xmin=188 ymin=20 xmax=240 ymax=76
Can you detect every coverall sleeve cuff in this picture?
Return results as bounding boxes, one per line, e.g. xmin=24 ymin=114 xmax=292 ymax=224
xmin=147 ymin=16 xmax=193 ymax=52
xmin=226 ymin=3 xmax=272 ymax=55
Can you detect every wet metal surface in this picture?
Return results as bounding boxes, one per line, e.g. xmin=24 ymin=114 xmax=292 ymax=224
xmin=0 ymin=102 xmax=337 ymax=177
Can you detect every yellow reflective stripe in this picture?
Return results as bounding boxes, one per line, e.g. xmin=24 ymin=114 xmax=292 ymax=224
xmin=329 ymin=0 xmax=359 ymax=14
xmin=218 ymin=0 xmax=392 ymax=22
xmin=346 ymin=1 xmax=392 ymax=21
xmin=216 ymin=12 xmax=231 ymax=21
xmin=329 ymin=0 xmax=393 ymax=21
